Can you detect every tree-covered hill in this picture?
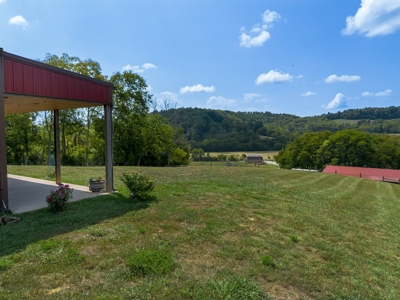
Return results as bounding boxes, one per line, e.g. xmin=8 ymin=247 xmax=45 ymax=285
xmin=157 ymin=106 xmax=400 ymax=152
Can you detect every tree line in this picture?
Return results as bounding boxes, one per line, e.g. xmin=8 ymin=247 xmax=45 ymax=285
xmin=158 ymin=107 xmax=400 ymax=152
xmin=275 ymin=129 xmax=400 ymax=170
xmin=5 ymin=53 xmax=189 ymax=167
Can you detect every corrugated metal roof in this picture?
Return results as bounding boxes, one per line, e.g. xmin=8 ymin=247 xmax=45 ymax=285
xmin=2 ymin=50 xmax=113 ymax=105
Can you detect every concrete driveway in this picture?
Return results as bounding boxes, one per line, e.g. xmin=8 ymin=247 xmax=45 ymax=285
xmin=7 ymin=174 xmax=106 ymax=214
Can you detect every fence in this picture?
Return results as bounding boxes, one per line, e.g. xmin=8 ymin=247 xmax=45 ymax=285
xmin=331 ymin=170 xmax=400 ymax=184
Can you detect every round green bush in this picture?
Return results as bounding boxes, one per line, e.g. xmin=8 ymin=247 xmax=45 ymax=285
xmin=120 ymin=171 xmax=156 ymax=200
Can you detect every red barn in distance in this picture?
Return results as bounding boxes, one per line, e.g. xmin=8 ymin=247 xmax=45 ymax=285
xmin=323 ymin=165 xmax=400 ymax=183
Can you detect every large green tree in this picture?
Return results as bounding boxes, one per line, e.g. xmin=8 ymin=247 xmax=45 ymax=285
xmin=42 ymin=53 xmax=105 ymax=166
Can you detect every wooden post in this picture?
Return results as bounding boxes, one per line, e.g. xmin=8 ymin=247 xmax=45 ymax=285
xmin=360 ymin=173 xmax=361 ymax=178
xmin=335 ymin=170 xmax=337 ymax=175
xmin=54 ymin=109 xmax=61 ymax=184
xmin=0 ymin=48 xmax=9 ymax=209
xmin=104 ymin=104 xmax=113 ymax=192
xmin=382 ymin=176 xmax=384 ymax=182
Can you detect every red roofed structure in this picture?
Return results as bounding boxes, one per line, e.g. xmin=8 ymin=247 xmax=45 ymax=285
xmin=0 ymin=48 xmax=115 ymax=210
xmin=322 ymin=165 xmax=400 ymax=183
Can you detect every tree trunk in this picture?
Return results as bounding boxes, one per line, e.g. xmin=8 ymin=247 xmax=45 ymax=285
xmin=45 ymin=111 xmax=53 ymax=163
xmin=61 ymin=123 xmax=66 ymax=157
xmin=24 ymin=149 xmax=29 ymax=165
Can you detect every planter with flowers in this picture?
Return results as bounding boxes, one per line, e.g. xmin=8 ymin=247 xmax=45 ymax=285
xmin=89 ymin=176 xmax=105 ymax=192
xmin=46 ymin=184 xmax=73 ymax=213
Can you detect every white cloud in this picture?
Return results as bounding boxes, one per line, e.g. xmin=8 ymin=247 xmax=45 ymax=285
xmin=325 ymin=74 xmax=361 ymax=83
xmin=179 ymin=84 xmax=215 ymax=94
xmin=142 ymin=63 xmax=157 ymax=69
xmin=362 ymin=89 xmax=392 ymax=97
xmin=375 ymin=89 xmax=392 ymax=96
xmin=9 ymin=15 xmax=28 ymax=26
xmin=159 ymin=91 xmax=178 ymax=101
xmin=153 ymin=91 xmax=180 ymax=110
xmin=322 ymin=93 xmax=347 ymax=109
xmin=206 ymin=96 xmax=237 ymax=110
xmin=0 ymin=0 xmax=6 ymax=4
xmin=240 ymin=31 xmax=270 ymax=48
xmin=297 ymin=75 xmax=304 ymax=79
xmin=240 ymin=9 xmax=280 ymax=48
xmin=122 ymin=63 xmax=157 ymax=73
xmin=342 ymin=0 xmax=400 ymax=37
xmin=262 ymin=10 xmax=281 ymax=23
xmin=122 ymin=64 xmax=143 ymax=73
xmin=255 ymin=70 xmax=293 ymax=84
xmin=244 ymin=93 xmax=261 ymax=101
xmin=361 ymin=92 xmax=373 ymax=97
xmin=302 ymin=91 xmax=316 ymax=97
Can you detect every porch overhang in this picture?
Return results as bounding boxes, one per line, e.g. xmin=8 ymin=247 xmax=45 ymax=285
xmin=0 ymin=48 xmax=114 ymax=212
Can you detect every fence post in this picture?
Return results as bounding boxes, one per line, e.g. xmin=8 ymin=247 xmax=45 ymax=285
xmin=382 ymin=176 xmax=384 ymax=182
xmin=359 ymin=173 xmax=361 ymax=178
xmin=335 ymin=170 xmax=337 ymax=175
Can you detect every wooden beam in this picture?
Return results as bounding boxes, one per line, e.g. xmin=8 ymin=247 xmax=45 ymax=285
xmin=54 ymin=109 xmax=61 ymax=184
xmin=0 ymin=48 xmax=9 ymax=210
xmin=104 ymin=104 xmax=113 ymax=192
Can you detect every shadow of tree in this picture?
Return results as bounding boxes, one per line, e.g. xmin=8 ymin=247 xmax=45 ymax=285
xmin=0 ymin=193 xmax=157 ymax=257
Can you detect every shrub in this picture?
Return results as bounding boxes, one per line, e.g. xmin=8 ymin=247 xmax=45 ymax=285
xmin=46 ymin=184 xmax=73 ymax=213
xmin=127 ymin=248 xmax=174 ymax=276
xmin=120 ymin=171 xmax=155 ymax=200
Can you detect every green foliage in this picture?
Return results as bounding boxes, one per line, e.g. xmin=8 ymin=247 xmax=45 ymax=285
xmin=276 ymin=129 xmax=400 ymax=170
xmin=0 ymin=259 xmax=12 ymax=271
xmin=159 ymin=107 xmax=400 ymax=153
xmin=191 ymin=148 xmax=205 ymax=161
xmin=170 ymin=147 xmax=189 ymax=165
xmin=127 ymin=248 xmax=175 ymax=276
xmin=262 ymin=254 xmax=275 ymax=267
xmin=46 ymin=184 xmax=74 ymax=212
xmin=290 ymin=235 xmax=299 ymax=243
xmin=120 ymin=171 xmax=156 ymax=200
xmin=208 ymin=278 xmax=270 ymax=300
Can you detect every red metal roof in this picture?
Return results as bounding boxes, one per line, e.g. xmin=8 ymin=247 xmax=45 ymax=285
xmin=323 ymin=165 xmax=400 ymax=182
xmin=3 ymin=51 xmax=113 ymax=104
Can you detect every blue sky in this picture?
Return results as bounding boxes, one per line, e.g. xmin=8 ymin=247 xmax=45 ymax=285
xmin=1 ymin=0 xmax=400 ymax=116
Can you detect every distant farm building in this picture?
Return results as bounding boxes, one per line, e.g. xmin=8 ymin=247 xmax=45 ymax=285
xmin=246 ymin=154 xmax=263 ymax=164
xmin=323 ymin=165 xmax=400 ymax=183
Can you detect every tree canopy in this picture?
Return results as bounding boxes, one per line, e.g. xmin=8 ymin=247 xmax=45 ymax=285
xmin=5 ymin=54 xmax=188 ymax=167
xmin=275 ymin=129 xmax=400 ymax=170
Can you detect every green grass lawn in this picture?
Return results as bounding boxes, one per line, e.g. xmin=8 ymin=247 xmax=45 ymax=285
xmin=1 ymin=165 xmax=400 ymax=299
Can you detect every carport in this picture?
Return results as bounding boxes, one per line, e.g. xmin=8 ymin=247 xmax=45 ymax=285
xmin=0 ymin=48 xmax=114 ymax=211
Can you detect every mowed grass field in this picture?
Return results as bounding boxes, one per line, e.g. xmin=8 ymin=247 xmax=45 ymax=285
xmin=1 ymin=165 xmax=400 ymax=299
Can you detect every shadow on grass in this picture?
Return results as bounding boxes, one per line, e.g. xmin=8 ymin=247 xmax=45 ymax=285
xmin=0 ymin=193 xmax=157 ymax=257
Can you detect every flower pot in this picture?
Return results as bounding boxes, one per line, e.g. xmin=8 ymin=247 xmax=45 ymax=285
xmin=89 ymin=180 xmax=105 ymax=192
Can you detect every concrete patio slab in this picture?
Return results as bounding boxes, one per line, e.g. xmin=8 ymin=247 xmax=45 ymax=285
xmin=7 ymin=174 xmax=107 ymax=214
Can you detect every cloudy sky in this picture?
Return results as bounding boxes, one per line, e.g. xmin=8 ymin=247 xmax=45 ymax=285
xmin=1 ymin=0 xmax=399 ymax=116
